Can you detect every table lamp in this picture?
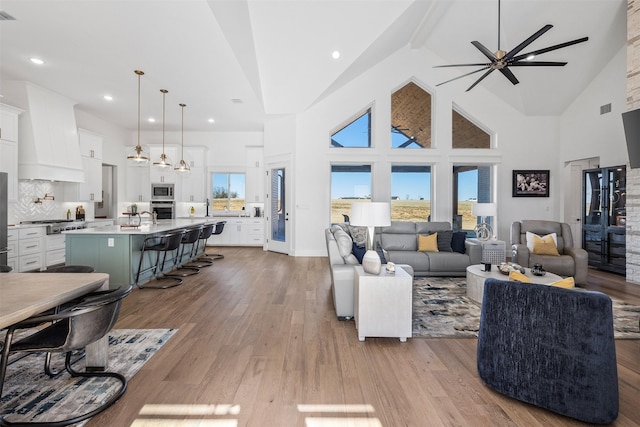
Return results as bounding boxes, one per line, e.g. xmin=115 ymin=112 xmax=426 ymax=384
xmin=350 ymin=202 xmax=391 ymax=274
xmin=471 ymin=202 xmax=496 ymax=241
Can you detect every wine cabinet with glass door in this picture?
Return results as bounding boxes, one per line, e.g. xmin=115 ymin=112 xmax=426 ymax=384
xmin=582 ymin=165 xmax=626 ymax=275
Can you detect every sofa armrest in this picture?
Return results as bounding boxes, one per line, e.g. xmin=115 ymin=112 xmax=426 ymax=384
xmin=564 ymin=246 xmax=589 ymax=285
xmin=511 ymin=243 xmax=530 ymax=267
xmin=465 ymin=240 xmax=482 ymax=264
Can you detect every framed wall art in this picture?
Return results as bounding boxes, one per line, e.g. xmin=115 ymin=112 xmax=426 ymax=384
xmin=512 ymin=170 xmax=549 ymax=197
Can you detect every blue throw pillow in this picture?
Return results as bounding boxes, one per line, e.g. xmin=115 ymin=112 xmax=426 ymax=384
xmin=451 ymin=231 xmax=466 ymax=254
xmin=352 ymin=242 xmax=367 ymax=263
xmin=376 ymin=242 xmax=387 ymax=264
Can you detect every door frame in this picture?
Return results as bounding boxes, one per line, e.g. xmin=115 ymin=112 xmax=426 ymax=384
xmin=564 ymin=157 xmax=599 ymax=248
xmin=266 ymin=158 xmax=291 ymax=255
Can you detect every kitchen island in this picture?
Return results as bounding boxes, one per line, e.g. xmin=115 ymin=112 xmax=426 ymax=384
xmin=64 ymin=219 xmax=214 ymax=288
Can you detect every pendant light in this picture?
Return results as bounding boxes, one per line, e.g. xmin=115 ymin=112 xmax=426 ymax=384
xmin=127 ymin=70 xmax=150 ymax=164
xmin=152 ymin=89 xmax=172 ymax=168
xmin=174 ymin=103 xmax=191 ymax=173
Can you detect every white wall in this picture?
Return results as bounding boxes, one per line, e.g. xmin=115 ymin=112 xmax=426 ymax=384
xmin=559 ymin=46 xmax=628 ymax=168
xmin=284 ymin=46 xmax=564 ymax=256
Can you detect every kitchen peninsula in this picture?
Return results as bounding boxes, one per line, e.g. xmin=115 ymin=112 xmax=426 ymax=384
xmin=64 ymin=218 xmax=212 ymax=288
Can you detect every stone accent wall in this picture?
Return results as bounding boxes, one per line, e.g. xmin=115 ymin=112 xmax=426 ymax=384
xmin=627 ymin=0 xmax=640 ymax=283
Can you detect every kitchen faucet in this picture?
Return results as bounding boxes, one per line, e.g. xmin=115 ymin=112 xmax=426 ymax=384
xmin=138 ymin=211 xmax=158 ymax=224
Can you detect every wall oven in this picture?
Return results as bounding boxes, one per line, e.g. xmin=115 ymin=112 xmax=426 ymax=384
xmin=151 ymin=183 xmax=174 ymax=200
xmin=150 ymin=200 xmax=175 ymax=220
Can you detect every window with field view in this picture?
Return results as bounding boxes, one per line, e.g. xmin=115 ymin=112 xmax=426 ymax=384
xmin=391 ymin=165 xmax=431 ymax=221
xmin=331 ymin=110 xmax=371 ymax=148
xmin=391 ymin=82 xmax=432 ymax=148
xmin=331 ymin=165 xmax=371 ymax=224
xmin=453 ymin=165 xmax=492 ymax=233
xmin=211 ymin=173 xmax=245 ymax=211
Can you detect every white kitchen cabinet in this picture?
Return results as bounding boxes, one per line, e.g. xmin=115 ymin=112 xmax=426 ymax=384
xmin=206 ymin=217 xmax=264 ymax=246
xmin=149 ymin=145 xmax=178 ymax=183
xmin=16 ymin=226 xmax=45 ymax=272
xmin=66 ymin=129 xmax=103 ymax=202
xmin=45 ymin=234 xmax=66 ymax=267
xmin=127 ymin=162 xmax=151 ymax=202
xmin=0 ymin=104 xmax=22 ymax=202
xmin=6 ymin=228 xmax=17 ymax=271
xmin=178 ymin=146 xmax=207 ymax=203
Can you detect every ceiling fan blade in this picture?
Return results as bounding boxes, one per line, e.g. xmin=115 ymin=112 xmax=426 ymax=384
xmin=509 ymin=61 xmax=567 ymax=66
xmin=510 ymin=37 xmax=589 ymax=62
xmin=436 ymin=66 xmax=490 ymax=87
xmin=499 ymin=67 xmax=519 ymax=85
xmin=471 ymin=41 xmax=497 ymax=61
xmin=466 ymin=69 xmax=495 ymax=92
xmin=434 ymin=63 xmax=491 ymax=68
xmin=503 ymin=24 xmax=553 ymax=61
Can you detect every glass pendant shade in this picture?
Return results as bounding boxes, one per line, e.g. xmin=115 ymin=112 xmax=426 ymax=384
xmin=127 ymin=70 xmax=150 ymax=165
xmin=175 ymin=103 xmax=190 ymax=173
xmin=153 ymin=89 xmax=173 ymax=169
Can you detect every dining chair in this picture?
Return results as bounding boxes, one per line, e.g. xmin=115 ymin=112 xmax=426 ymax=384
xmin=0 ymin=285 xmax=132 ymax=426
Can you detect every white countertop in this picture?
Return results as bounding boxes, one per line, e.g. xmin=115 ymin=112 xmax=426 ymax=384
xmin=63 ymin=218 xmax=213 ymax=235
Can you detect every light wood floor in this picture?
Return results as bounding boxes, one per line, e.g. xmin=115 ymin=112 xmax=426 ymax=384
xmin=89 ymin=248 xmax=640 ymax=426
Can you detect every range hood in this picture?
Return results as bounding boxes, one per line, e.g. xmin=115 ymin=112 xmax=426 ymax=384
xmin=4 ymin=81 xmax=84 ymax=182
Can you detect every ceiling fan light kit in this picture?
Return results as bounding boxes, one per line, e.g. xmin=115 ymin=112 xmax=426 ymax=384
xmin=434 ymin=0 xmax=588 ymax=91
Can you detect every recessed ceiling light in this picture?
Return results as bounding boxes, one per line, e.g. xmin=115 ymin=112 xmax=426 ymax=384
xmin=332 ymin=50 xmax=341 ymax=60
xmin=148 ymin=117 xmax=156 ymax=123
xmin=30 ymin=57 xmax=44 ymax=65
xmin=208 ymin=118 xmax=215 ymax=123
xmin=103 ymin=95 xmax=113 ymax=101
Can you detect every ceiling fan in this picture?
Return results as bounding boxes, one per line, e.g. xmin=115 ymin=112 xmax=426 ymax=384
xmin=434 ymin=0 xmax=588 ymax=92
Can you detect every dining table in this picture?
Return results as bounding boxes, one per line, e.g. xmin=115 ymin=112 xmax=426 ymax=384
xmin=0 ymin=272 xmax=111 ymax=370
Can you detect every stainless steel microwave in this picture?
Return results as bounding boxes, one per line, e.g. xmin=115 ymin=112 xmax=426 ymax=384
xmin=151 ymin=183 xmax=174 ymax=200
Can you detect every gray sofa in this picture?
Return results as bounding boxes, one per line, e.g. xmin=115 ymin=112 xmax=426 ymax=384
xmin=376 ymin=221 xmax=481 ymax=277
xmin=325 ymin=225 xmax=414 ymax=320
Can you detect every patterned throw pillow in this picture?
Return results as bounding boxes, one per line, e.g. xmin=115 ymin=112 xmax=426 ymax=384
xmin=348 ymin=225 xmax=368 ymax=246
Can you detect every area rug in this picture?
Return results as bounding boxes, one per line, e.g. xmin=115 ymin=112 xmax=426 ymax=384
xmin=412 ymin=277 xmax=640 ymax=339
xmin=0 ymin=328 xmax=176 ymax=425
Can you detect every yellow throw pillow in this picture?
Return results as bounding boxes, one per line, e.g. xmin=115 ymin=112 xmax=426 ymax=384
xmin=418 ymin=233 xmax=439 ymax=252
xmin=509 ymin=270 xmax=532 ymax=283
xmin=530 ymin=233 xmax=560 ymax=256
xmin=549 ymin=277 xmax=575 ymax=289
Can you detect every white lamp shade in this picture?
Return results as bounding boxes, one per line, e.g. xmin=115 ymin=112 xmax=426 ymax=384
xmin=471 ymin=202 xmax=497 ymax=217
xmin=350 ymin=202 xmax=391 ymax=227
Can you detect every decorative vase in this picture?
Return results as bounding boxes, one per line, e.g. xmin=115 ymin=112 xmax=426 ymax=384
xmin=362 ymin=250 xmax=382 ymax=274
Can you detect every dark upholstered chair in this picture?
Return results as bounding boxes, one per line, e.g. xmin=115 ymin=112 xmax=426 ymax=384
xmin=0 ymin=285 xmax=132 ymax=426
xmin=510 ymin=220 xmax=588 ymax=285
xmin=204 ymin=221 xmax=226 ymax=260
xmin=136 ymin=230 xmax=185 ymax=289
xmin=477 ymin=279 xmax=618 ymax=424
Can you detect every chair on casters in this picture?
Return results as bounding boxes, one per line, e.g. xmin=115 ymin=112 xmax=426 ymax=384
xmin=203 ymin=221 xmax=226 ymax=260
xmin=135 ymin=230 xmax=185 ymax=289
xmin=166 ymin=225 xmax=203 ymax=277
xmin=0 ymin=285 xmax=132 ymax=426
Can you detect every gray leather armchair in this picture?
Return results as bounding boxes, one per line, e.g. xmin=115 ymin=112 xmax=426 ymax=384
xmin=510 ymin=220 xmax=588 ymax=285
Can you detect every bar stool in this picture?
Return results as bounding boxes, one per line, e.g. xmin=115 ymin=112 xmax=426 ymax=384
xmin=183 ymin=222 xmax=215 ymax=268
xmin=0 ymin=265 xmax=12 ymax=273
xmin=166 ymin=225 xmax=203 ymax=277
xmin=203 ymin=221 xmax=226 ymax=260
xmin=135 ymin=229 xmax=185 ymax=289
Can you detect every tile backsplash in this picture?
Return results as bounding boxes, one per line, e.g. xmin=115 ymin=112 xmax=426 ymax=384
xmin=8 ymin=181 xmax=91 ymax=225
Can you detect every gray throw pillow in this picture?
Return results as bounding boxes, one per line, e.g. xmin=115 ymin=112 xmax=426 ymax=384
xmin=437 ymin=230 xmax=453 ymax=252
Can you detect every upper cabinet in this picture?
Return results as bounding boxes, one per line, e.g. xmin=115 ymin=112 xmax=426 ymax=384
xmin=66 ymin=129 xmax=103 ymax=202
xmin=177 ymin=146 xmax=207 ymax=203
xmin=0 ymin=104 xmax=23 ymax=201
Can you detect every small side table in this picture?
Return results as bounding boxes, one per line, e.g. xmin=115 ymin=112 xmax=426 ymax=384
xmin=354 ymin=265 xmax=412 ymax=342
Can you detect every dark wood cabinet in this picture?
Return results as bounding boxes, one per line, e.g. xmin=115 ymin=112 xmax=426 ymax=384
xmin=582 ymin=165 xmax=626 ymax=275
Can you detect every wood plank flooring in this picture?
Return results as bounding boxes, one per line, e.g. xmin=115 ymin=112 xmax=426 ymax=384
xmin=89 ymin=248 xmax=640 ymax=426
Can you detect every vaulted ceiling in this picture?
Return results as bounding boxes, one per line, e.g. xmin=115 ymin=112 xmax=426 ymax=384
xmin=0 ymin=0 xmax=627 ymax=133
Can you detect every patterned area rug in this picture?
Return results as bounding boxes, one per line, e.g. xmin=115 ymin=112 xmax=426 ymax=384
xmin=0 ymin=328 xmax=176 ymax=425
xmin=412 ymin=277 xmax=640 ymax=339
